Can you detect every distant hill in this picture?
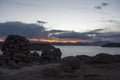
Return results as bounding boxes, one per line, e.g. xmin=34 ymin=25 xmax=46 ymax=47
xmin=52 ymin=41 xmax=111 ymax=46
xmin=102 ymin=43 xmax=120 ymax=47
xmin=0 ymin=42 xmax=55 ymax=51
xmin=30 ymin=42 xmax=55 ymax=50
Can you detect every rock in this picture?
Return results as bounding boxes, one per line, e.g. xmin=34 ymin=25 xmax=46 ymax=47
xmin=41 ymin=49 xmax=51 ymax=63
xmin=1 ymin=34 xmax=30 ymax=54
xmin=0 ymin=34 xmax=32 ymax=68
xmin=61 ymin=56 xmax=80 ymax=73
xmin=40 ymin=48 xmax=62 ymax=63
xmin=0 ymin=55 xmax=6 ymax=65
xmin=31 ymin=52 xmax=40 ymax=61
xmin=51 ymin=48 xmax=62 ymax=62
xmin=76 ymin=55 xmax=91 ymax=62
xmin=87 ymin=53 xmax=117 ymax=64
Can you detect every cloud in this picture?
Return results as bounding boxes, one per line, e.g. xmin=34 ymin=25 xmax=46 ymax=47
xmin=49 ymin=29 xmax=68 ymax=33
xmin=0 ymin=21 xmax=48 ymax=38
xmin=95 ymin=2 xmax=109 ymax=10
xmin=102 ymin=3 xmax=108 ymax=6
xmin=51 ymin=29 xmax=120 ymax=42
xmin=0 ymin=21 xmax=119 ymax=42
xmin=102 ymin=20 xmax=119 ymax=23
xmin=52 ymin=31 xmax=93 ymax=40
xmin=95 ymin=6 xmax=102 ymax=10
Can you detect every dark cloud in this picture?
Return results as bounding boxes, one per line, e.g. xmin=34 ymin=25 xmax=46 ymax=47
xmin=52 ymin=31 xmax=92 ymax=40
xmin=37 ymin=20 xmax=47 ymax=25
xmin=95 ymin=2 xmax=109 ymax=10
xmin=95 ymin=6 xmax=102 ymax=10
xmin=0 ymin=21 xmax=119 ymax=42
xmin=49 ymin=29 xmax=69 ymax=33
xmin=102 ymin=20 xmax=119 ymax=23
xmin=51 ymin=29 xmax=120 ymax=42
xmin=102 ymin=3 xmax=108 ymax=6
xmin=0 ymin=21 xmax=48 ymax=38
xmin=86 ymin=29 xmax=104 ymax=34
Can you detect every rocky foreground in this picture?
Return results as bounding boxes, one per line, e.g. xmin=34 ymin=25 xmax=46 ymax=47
xmin=0 ymin=35 xmax=120 ymax=80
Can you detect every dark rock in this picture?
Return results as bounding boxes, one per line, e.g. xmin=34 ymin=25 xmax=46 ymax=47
xmin=31 ymin=52 xmax=40 ymax=61
xmin=0 ymin=34 xmax=31 ymax=68
xmin=51 ymin=48 xmax=62 ymax=62
xmin=40 ymin=48 xmax=62 ymax=63
xmin=87 ymin=53 xmax=117 ymax=64
xmin=0 ymin=55 xmax=6 ymax=65
xmin=1 ymin=34 xmax=30 ymax=54
xmin=76 ymin=55 xmax=91 ymax=62
xmin=61 ymin=56 xmax=80 ymax=73
xmin=41 ymin=49 xmax=51 ymax=63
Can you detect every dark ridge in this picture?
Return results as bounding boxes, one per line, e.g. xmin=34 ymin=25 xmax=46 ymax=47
xmin=0 ymin=42 xmax=55 ymax=51
xmin=30 ymin=42 xmax=55 ymax=51
xmin=102 ymin=43 xmax=120 ymax=47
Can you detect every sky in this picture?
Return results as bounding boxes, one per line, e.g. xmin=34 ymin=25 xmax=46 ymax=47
xmin=0 ymin=0 xmax=120 ymax=42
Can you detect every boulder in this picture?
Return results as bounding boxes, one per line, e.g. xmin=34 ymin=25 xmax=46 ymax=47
xmin=61 ymin=56 xmax=80 ymax=73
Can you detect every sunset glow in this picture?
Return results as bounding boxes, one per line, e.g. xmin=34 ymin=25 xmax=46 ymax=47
xmin=0 ymin=38 xmax=93 ymax=43
xmin=29 ymin=38 xmax=93 ymax=43
xmin=0 ymin=38 xmax=4 ymax=42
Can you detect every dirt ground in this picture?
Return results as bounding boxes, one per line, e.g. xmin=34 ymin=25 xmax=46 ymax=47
xmin=0 ymin=63 xmax=120 ymax=80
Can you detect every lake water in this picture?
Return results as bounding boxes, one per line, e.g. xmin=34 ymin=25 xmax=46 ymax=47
xmin=55 ymin=46 xmax=120 ymax=57
xmin=0 ymin=46 xmax=120 ymax=57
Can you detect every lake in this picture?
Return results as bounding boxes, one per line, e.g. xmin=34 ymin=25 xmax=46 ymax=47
xmin=0 ymin=46 xmax=120 ymax=57
xmin=55 ymin=46 xmax=120 ymax=57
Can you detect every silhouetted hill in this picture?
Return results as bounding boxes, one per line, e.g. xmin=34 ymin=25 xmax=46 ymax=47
xmin=52 ymin=41 xmax=111 ymax=46
xmin=102 ymin=43 xmax=120 ymax=47
xmin=30 ymin=42 xmax=55 ymax=50
xmin=0 ymin=42 xmax=55 ymax=51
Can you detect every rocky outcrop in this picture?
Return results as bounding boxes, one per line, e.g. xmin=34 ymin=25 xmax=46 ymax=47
xmin=87 ymin=53 xmax=117 ymax=64
xmin=76 ymin=55 xmax=91 ymax=62
xmin=60 ymin=56 xmax=80 ymax=73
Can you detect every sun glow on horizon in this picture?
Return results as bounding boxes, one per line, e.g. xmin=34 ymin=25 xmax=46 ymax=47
xmin=29 ymin=38 xmax=93 ymax=43
xmin=0 ymin=38 xmax=93 ymax=43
